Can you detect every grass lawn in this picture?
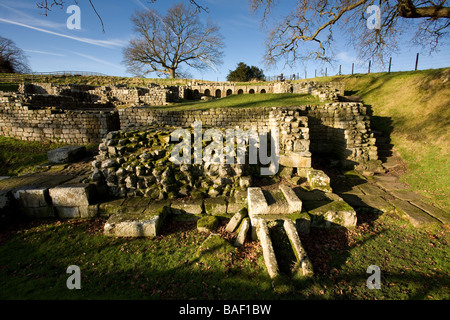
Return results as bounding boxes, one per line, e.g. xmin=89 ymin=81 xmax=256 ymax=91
xmin=0 ymin=211 xmax=448 ymax=300
xmin=147 ymin=93 xmax=324 ymax=111
xmin=0 ymin=137 xmax=66 ymax=176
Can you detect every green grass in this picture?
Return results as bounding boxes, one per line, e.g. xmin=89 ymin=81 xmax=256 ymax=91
xmin=0 ymin=212 xmax=448 ymax=300
xmin=331 ymin=68 xmax=450 ymax=212
xmin=0 ymin=136 xmax=67 ymax=176
xmin=148 ymin=93 xmax=324 ymax=111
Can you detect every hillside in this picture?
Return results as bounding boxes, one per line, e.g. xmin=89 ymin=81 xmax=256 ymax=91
xmin=327 ymin=68 xmax=450 ymax=211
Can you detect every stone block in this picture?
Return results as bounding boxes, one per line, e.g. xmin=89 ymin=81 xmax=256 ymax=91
xmin=234 ymin=217 xmax=250 ymax=247
xmin=279 ymin=152 xmax=311 ymax=168
xmin=389 ymin=199 xmax=440 ymax=227
xmin=204 ymin=197 xmax=228 ymax=216
xmin=306 ymin=200 xmax=357 ymax=228
xmin=13 ymin=187 xmax=50 ymax=208
xmin=279 ymin=184 xmax=302 ymax=212
xmin=170 ymin=198 xmax=204 ymax=215
xmin=226 ymin=208 xmax=248 ymax=233
xmin=104 ymin=206 xmax=169 ymax=238
xmin=306 ymin=169 xmax=332 ymax=193
xmin=197 ymin=215 xmax=219 ymax=233
xmin=56 ymin=206 xmax=80 ymax=219
xmin=283 ymin=219 xmax=313 ymax=277
xmin=47 ymin=145 xmax=86 ymax=164
xmin=247 ymin=187 xmax=268 ymax=216
xmin=49 ymin=184 xmax=93 ymax=207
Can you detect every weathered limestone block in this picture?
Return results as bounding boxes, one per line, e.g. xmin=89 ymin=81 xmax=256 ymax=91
xmin=225 ymin=208 xmax=248 ymax=233
xmin=49 ymin=184 xmax=93 ymax=207
xmin=283 ymin=219 xmax=313 ymax=277
xmin=170 ymin=198 xmax=203 ymax=215
xmin=306 ymin=169 xmax=332 ymax=193
xmin=279 ymin=152 xmax=311 ymax=168
xmin=47 ymin=145 xmax=86 ymax=164
xmin=307 ymin=198 xmax=357 ymax=228
xmin=204 ymin=197 xmax=228 ymax=216
xmin=234 ymin=217 xmax=250 ymax=247
xmin=279 ymin=184 xmax=302 ymax=212
xmin=197 ymin=215 xmax=219 ymax=233
xmin=104 ymin=206 xmax=169 ymax=237
xmin=13 ymin=186 xmax=50 ymax=208
xmin=255 ymin=218 xmax=279 ymax=279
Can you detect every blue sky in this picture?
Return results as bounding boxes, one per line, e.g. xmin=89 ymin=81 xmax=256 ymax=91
xmin=0 ymin=0 xmax=449 ymax=81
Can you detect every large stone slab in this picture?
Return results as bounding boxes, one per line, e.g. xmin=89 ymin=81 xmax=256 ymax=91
xmin=13 ymin=186 xmax=50 ymax=208
xmin=255 ymin=218 xmax=279 ymax=279
xmin=305 ymin=199 xmax=357 ymax=228
xmin=410 ymin=201 xmax=450 ymax=224
xmin=357 ymin=183 xmax=387 ymax=196
xmin=226 ymin=208 xmax=248 ymax=233
xmin=47 ymin=145 xmax=86 ymax=164
xmin=279 ymin=184 xmax=302 ymax=212
xmin=389 ymin=199 xmax=441 ymax=227
xmin=204 ymin=197 xmax=228 ymax=217
xmin=170 ymin=198 xmax=203 ymax=215
xmin=49 ymin=184 xmax=93 ymax=207
xmin=234 ymin=217 xmax=250 ymax=247
xmin=279 ymin=152 xmax=311 ymax=168
xmin=104 ymin=206 xmax=170 ymax=237
xmin=283 ymin=219 xmax=313 ymax=277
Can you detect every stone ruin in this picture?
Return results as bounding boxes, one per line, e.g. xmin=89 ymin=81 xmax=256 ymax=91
xmin=0 ymin=79 xmax=387 ymax=281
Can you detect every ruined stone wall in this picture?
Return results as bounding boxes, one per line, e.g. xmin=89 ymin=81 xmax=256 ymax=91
xmin=0 ymin=93 xmax=119 ymax=144
xmin=118 ymin=103 xmax=380 ymax=172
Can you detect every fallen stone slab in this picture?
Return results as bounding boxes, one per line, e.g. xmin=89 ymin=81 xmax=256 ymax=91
xmin=389 ymin=199 xmax=441 ymax=227
xmin=409 ymin=201 xmax=450 ymax=225
xmin=204 ymin=197 xmax=228 ymax=217
xmin=234 ymin=217 xmax=250 ymax=247
xmin=170 ymin=198 xmax=203 ymax=215
xmin=104 ymin=206 xmax=170 ymax=238
xmin=359 ymin=195 xmax=395 ymax=214
xmin=226 ymin=208 xmax=248 ymax=233
xmin=283 ymin=219 xmax=313 ymax=277
xmin=255 ymin=218 xmax=279 ymax=279
xmin=197 ymin=215 xmax=219 ymax=233
xmin=98 ymin=198 xmax=126 ymax=217
xmin=357 ymin=183 xmax=387 ymax=196
xmin=55 ymin=205 xmax=97 ymax=219
xmin=49 ymin=184 xmax=93 ymax=207
xmin=305 ymin=199 xmax=357 ymax=228
xmin=374 ymin=180 xmax=409 ymax=191
xmin=47 ymin=145 xmax=86 ymax=164
xmin=391 ymin=190 xmax=424 ymax=202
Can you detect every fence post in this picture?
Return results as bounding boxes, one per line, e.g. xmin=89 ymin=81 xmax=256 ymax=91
xmin=325 ymin=67 xmax=327 ymax=77
xmin=388 ymin=57 xmax=392 ymax=73
xmin=339 ymin=65 xmax=342 ymax=75
xmin=368 ymin=60 xmax=371 ymax=74
xmin=315 ymin=69 xmax=317 ymax=78
xmin=415 ymin=53 xmax=419 ymax=71
xmin=352 ymin=63 xmax=354 ymax=75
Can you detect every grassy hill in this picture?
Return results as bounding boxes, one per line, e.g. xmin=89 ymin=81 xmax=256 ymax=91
xmin=334 ymin=69 xmax=449 ymax=212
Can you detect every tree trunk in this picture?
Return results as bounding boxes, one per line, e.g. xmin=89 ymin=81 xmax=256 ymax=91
xmin=169 ymin=68 xmax=176 ymax=79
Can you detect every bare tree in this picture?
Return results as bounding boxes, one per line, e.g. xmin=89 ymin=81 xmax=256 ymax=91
xmin=0 ymin=36 xmax=31 ymax=74
xmin=122 ymin=3 xmax=224 ymax=78
xmin=250 ymin=0 xmax=450 ymax=67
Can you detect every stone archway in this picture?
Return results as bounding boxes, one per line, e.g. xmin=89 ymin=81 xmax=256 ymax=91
xmin=226 ymin=89 xmax=233 ymax=96
xmin=261 ymin=89 xmax=266 ymax=94
xmin=215 ymin=89 xmax=222 ymax=98
xmin=237 ymin=89 xmax=244 ymax=95
xmin=204 ymin=89 xmax=211 ymax=96
xmin=249 ymin=89 xmax=255 ymax=94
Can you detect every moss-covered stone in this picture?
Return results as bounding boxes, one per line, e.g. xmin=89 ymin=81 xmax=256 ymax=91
xmin=197 ymin=215 xmax=219 ymax=233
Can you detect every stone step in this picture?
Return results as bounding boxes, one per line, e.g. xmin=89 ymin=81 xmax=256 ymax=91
xmin=409 ymin=201 xmax=450 ymax=224
xmin=388 ymin=199 xmax=441 ymax=227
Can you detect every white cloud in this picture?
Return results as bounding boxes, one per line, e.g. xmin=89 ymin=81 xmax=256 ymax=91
xmin=68 ymin=51 xmax=125 ymax=71
xmin=24 ymin=49 xmax=66 ymax=57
